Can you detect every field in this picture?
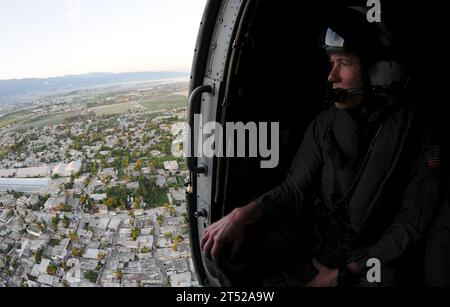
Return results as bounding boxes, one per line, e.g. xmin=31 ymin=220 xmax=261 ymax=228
xmin=139 ymin=95 xmax=188 ymax=112
xmin=89 ymin=102 xmax=139 ymax=116
xmin=0 ymin=113 xmax=34 ymax=128
xmin=0 ymin=148 xmax=10 ymax=158
xmin=15 ymin=111 xmax=83 ymax=130
xmin=2 ymin=90 xmax=188 ymax=131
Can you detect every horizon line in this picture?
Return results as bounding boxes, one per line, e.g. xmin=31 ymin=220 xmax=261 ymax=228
xmin=0 ymin=70 xmax=191 ymax=82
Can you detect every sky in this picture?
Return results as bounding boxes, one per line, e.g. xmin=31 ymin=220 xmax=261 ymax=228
xmin=0 ymin=0 xmax=208 ymax=80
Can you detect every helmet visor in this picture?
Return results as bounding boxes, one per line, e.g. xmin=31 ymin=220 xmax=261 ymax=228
xmin=324 ymin=28 xmax=345 ymax=54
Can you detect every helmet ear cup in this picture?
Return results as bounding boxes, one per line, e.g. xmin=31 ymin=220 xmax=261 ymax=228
xmin=369 ymin=60 xmax=407 ymax=105
xmin=369 ymin=60 xmax=403 ymax=88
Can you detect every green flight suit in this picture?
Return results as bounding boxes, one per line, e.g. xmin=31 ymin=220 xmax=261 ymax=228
xmin=256 ymin=102 xmax=440 ymax=286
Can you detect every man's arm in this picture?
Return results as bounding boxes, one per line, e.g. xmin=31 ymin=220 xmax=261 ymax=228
xmin=201 ymin=114 xmax=326 ymax=260
xmin=258 ymin=116 xmax=324 ymax=219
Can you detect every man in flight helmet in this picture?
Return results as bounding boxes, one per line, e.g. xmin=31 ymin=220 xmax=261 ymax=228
xmin=323 ymin=6 xmax=405 ymax=109
xmin=200 ymin=6 xmax=440 ymax=287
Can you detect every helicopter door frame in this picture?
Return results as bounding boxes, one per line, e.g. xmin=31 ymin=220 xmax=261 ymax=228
xmin=187 ymin=0 xmax=250 ymax=286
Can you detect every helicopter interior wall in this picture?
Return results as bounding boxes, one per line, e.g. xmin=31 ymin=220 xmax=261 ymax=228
xmin=222 ymin=1 xmax=346 ymax=215
xmin=220 ymin=0 xmax=447 ymax=216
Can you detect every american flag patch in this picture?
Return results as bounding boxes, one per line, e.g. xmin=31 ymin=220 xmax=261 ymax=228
xmin=427 ymin=146 xmax=440 ymax=169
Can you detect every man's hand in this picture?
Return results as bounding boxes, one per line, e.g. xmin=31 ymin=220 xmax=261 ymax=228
xmin=306 ymin=258 xmax=339 ymax=287
xmin=200 ymin=201 xmax=262 ymax=261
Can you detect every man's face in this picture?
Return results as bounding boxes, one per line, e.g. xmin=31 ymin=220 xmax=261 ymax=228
xmin=328 ymin=53 xmax=365 ymax=109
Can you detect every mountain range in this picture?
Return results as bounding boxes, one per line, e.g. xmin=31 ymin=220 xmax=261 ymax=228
xmin=0 ymin=71 xmax=190 ymax=102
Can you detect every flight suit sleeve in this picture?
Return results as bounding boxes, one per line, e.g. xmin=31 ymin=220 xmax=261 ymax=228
xmin=258 ymin=115 xmax=325 ymax=220
xmin=354 ymin=127 xmax=441 ymax=272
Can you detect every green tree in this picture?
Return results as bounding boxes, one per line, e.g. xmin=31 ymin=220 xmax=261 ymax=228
xmin=133 ymin=196 xmax=142 ymax=209
xmin=115 ymin=269 xmax=123 ymax=280
xmin=172 ymin=235 xmax=184 ymax=252
xmin=135 ymin=159 xmax=143 ymax=171
xmin=58 ymin=203 xmax=72 ymax=213
xmin=105 ymin=197 xmax=116 ymax=209
xmin=6 ymin=209 xmax=14 ymax=220
xmin=69 ymin=231 xmax=79 ymax=242
xmin=64 ymin=175 xmax=74 ymax=189
xmin=83 ymin=177 xmax=91 ymax=188
xmin=63 ymin=216 xmax=70 ymax=228
xmin=33 ymin=249 xmax=42 ymax=264
xmin=137 ymin=176 xmax=169 ymax=208
xmin=84 ymin=271 xmax=98 ymax=283
xmin=164 ymin=204 xmax=176 ymax=217
xmin=91 ymin=161 xmax=98 ymax=174
xmin=51 ymin=215 xmax=60 ymax=231
xmin=140 ymin=247 xmax=151 ymax=254
xmin=156 ymin=215 xmax=164 ymax=226
xmin=122 ymin=156 xmax=129 ymax=169
xmin=131 ymin=227 xmax=140 ymax=241
xmin=105 ymin=185 xmax=131 ymax=209
xmin=12 ymin=258 xmax=20 ymax=269
xmin=102 ymin=175 xmax=112 ymax=185
xmin=36 ymin=221 xmax=46 ymax=233
xmin=72 ymin=247 xmax=85 ymax=257
xmin=80 ymin=195 xmax=87 ymax=205
xmin=164 ymin=232 xmax=173 ymax=239
xmin=47 ymin=263 xmax=58 ymax=276
xmin=49 ymin=238 xmax=61 ymax=247
xmin=61 ymin=262 xmax=70 ymax=272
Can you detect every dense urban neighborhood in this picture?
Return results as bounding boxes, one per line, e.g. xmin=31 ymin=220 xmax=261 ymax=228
xmin=0 ymin=81 xmax=198 ymax=287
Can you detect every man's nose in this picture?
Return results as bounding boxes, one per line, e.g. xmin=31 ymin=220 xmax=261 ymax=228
xmin=328 ymin=66 xmax=340 ymax=83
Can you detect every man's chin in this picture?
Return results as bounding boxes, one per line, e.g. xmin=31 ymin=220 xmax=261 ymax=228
xmin=335 ymin=99 xmax=363 ymax=110
xmin=334 ymin=102 xmax=349 ymax=109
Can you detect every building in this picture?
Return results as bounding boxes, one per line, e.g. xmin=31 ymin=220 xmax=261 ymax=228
xmin=84 ymin=249 xmax=100 ymax=260
xmin=0 ymin=178 xmax=51 ymax=194
xmin=26 ymin=225 xmax=43 ymax=238
xmin=0 ymin=166 xmax=52 ymax=178
xmin=168 ymin=188 xmax=185 ymax=206
xmin=52 ymin=160 xmax=82 ymax=177
xmin=37 ymin=274 xmax=56 ymax=287
xmin=170 ymin=272 xmax=191 ymax=287
xmin=0 ymin=169 xmax=16 ymax=178
xmin=164 ymin=161 xmax=178 ymax=173
xmin=90 ymin=194 xmax=107 ymax=202
xmin=43 ymin=195 xmax=67 ymax=212
xmin=0 ymin=194 xmax=15 ymax=207
xmin=0 ymin=209 xmax=13 ymax=224
xmin=15 ymin=166 xmax=52 ymax=178
xmin=156 ymin=175 xmax=166 ymax=188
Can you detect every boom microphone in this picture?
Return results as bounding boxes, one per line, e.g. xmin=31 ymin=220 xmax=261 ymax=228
xmin=324 ymin=83 xmax=370 ymax=107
